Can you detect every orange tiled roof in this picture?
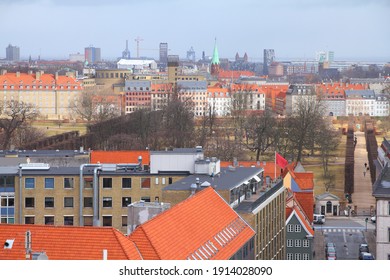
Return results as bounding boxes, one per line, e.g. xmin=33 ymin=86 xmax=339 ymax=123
xmin=128 ymin=187 xmax=255 ymax=260
xmin=0 ymin=224 xmax=142 ymax=260
xmin=286 ymin=204 xmax=314 ymax=236
xmin=90 ymin=150 xmax=150 ymax=164
xmin=0 ymin=72 xmax=82 ymax=90
xmin=218 ymin=70 xmax=255 ymax=79
xmin=294 ymin=172 xmax=314 ymax=190
xmin=294 ymin=192 xmax=314 ymax=223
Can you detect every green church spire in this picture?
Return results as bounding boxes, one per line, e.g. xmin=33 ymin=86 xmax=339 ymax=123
xmin=211 ymin=38 xmax=219 ymax=65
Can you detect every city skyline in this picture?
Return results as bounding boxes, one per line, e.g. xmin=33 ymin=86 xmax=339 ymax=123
xmin=0 ymin=0 xmax=389 ymax=62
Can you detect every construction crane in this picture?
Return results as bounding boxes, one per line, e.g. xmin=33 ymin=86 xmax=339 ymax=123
xmin=134 ymin=36 xmax=144 ymax=58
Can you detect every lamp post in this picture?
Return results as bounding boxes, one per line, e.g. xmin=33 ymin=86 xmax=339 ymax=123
xmin=365 ymin=217 xmax=368 ymax=231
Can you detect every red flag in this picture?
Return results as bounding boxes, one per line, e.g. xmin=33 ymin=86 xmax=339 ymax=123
xmin=276 ymin=152 xmax=288 ymax=168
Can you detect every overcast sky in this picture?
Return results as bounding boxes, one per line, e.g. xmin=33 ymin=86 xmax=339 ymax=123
xmin=0 ymin=0 xmax=389 ymax=62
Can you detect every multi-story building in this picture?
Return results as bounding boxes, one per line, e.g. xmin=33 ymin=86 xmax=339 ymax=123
xmin=207 ymin=84 xmax=232 ymax=116
xmin=378 ymin=138 xmax=390 ymax=168
xmin=159 ymin=42 xmax=168 ymax=67
xmin=263 ymin=49 xmax=275 ymax=75
xmin=177 ymin=80 xmax=208 ymax=116
xmin=163 ymin=156 xmax=286 ymax=260
xmin=230 ymin=84 xmax=266 ymax=112
xmin=6 ymin=44 xmax=20 ymax=61
xmin=286 ymin=84 xmax=316 ymax=116
xmin=124 ymin=80 xmax=152 ymax=113
xmin=0 ymin=70 xmax=83 ymax=119
xmin=346 ymin=90 xmax=377 ymax=116
xmin=84 ymin=46 xmax=101 ymax=64
xmin=372 ymin=163 xmax=390 ymax=260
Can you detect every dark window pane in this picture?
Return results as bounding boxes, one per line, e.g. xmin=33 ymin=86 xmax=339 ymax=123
xmin=122 ymin=178 xmax=132 ymax=189
xmin=122 ymin=197 xmax=131 ymax=207
xmin=25 ymin=197 xmax=35 ymax=208
xmin=45 ymin=197 xmax=54 ymax=208
xmin=102 ymin=216 xmax=112 ymax=226
xmin=45 ymin=178 xmax=54 ymax=189
xmin=103 ymin=178 xmax=112 ymax=188
xmin=84 ymin=197 xmax=93 ymax=208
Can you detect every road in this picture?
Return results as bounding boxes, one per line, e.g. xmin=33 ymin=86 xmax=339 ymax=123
xmin=313 ymin=217 xmax=376 ymax=260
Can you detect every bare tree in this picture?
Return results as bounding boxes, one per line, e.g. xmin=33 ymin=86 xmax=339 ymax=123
xmin=0 ymin=100 xmax=39 ymax=150
xmin=69 ymin=87 xmax=121 ymax=122
xmin=244 ymin=108 xmax=276 ymax=161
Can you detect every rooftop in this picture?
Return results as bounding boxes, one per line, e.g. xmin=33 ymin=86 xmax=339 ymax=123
xmin=128 ymin=187 xmax=255 ymax=260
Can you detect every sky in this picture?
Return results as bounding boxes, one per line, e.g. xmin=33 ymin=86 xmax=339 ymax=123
xmin=0 ymin=0 xmax=389 ymax=62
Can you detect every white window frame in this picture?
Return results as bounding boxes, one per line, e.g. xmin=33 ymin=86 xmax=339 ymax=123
xmin=287 ymin=239 xmax=293 ymax=247
xmin=295 ymin=239 xmax=301 ymax=247
xmin=295 ymin=253 xmax=301 ymax=260
xmin=303 ymin=253 xmax=309 ymax=260
xmin=294 ymin=224 xmax=301 ymax=232
xmin=303 ymin=239 xmax=310 ymax=247
xmin=287 ymin=224 xmax=294 ymax=232
xmin=287 ymin=253 xmax=293 ymax=260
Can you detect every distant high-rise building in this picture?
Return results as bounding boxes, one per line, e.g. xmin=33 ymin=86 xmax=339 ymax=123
xmin=186 ymin=47 xmax=195 ymax=62
xmin=167 ymin=55 xmax=179 ymax=84
xmin=263 ymin=49 xmax=275 ymax=75
xmin=159 ymin=43 xmax=168 ymax=65
xmin=316 ymin=50 xmax=334 ymax=63
xmin=6 ymin=44 xmax=20 ymax=61
xmin=122 ymin=40 xmax=131 ymax=59
xmin=84 ymin=46 xmax=101 ymax=64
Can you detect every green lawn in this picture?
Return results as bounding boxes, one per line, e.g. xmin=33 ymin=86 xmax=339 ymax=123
xmin=32 ymin=120 xmax=88 ymax=137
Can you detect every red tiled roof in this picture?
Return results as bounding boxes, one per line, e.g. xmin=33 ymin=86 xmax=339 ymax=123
xmin=294 ymin=192 xmax=314 ymax=223
xmin=294 ymin=172 xmax=314 ymax=190
xmin=128 ymin=187 xmax=255 ymax=260
xmin=0 ymin=72 xmax=82 ymax=90
xmin=218 ymin=70 xmax=255 ymax=79
xmin=0 ymin=224 xmax=142 ymax=260
xmin=90 ymin=150 xmax=150 ymax=165
xmin=286 ymin=205 xmax=314 ymax=236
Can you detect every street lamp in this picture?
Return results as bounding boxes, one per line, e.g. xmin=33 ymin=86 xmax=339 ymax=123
xmin=365 ymin=217 xmax=368 ymax=231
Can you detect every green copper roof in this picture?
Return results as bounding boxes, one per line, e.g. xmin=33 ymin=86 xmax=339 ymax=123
xmin=211 ymin=39 xmax=219 ymax=65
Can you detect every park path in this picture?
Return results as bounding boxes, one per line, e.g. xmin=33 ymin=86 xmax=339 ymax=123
xmin=351 ymin=131 xmax=376 ymax=214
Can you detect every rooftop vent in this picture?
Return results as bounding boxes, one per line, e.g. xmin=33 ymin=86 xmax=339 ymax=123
xmin=4 ymin=239 xmax=14 ymax=249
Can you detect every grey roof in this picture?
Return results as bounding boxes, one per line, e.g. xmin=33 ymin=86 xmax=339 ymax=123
xmin=235 ymin=180 xmax=284 ymax=213
xmin=0 ymin=150 xmax=89 ymax=158
xmin=315 ymin=192 xmax=340 ymax=201
xmin=163 ymin=167 xmax=263 ymax=191
xmin=345 ymin=90 xmax=376 ymax=98
xmin=151 ymin=148 xmax=200 ymax=155
xmin=373 ymin=163 xmax=390 ymax=197
xmin=382 ymin=138 xmax=390 ymax=152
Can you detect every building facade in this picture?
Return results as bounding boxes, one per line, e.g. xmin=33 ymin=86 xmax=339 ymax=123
xmin=84 ymin=46 xmax=101 ymax=64
xmin=6 ymin=44 xmax=20 ymax=61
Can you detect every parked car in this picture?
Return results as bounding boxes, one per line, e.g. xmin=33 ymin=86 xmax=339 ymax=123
xmin=327 ymin=254 xmax=337 ymax=260
xmin=359 ymin=243 xmax=369 ymax=253
xmin=326 ymin=246 xmax=337 ymax=259
xmin=360 ymin=252 xmax=375 ymax=260
xmin=313 ymin=214 xmax=325 ymax=224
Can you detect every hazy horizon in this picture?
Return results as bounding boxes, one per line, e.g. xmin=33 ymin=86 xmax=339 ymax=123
xmin=1 ymin=0 xmax=389 ymax=62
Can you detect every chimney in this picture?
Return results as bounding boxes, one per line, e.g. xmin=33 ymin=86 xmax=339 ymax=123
xmin=138 ymin=156 xmax=142 ymax=170
xmin=0 ymin=69 xmax=7 ymax=75
xmin=196 ymin=177 xmax=200 ymax=188
xmin=55 ymin=72 xmax=59 ymax=81
xmin=36 ymin=71 xmax=42 ymax=81
xmin=16 ymin=71 xmax=20 ymax=77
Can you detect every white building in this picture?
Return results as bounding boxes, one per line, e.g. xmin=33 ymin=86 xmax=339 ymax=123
xmin=207 ymin=91 xmax=232 ymax=116
xmin=117 ymin=59 xmax=157 ymax=71
xmin=372 ymin=164 xmax=390 ymax=260
xmin=346 ymin=90 xmax=389 ymax=116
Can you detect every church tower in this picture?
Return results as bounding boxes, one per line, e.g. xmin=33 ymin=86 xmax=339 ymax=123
xmin=210 ymin=39 xmax=220 ymax=76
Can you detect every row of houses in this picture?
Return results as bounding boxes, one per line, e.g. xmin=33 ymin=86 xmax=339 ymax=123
xmin=0 ymin=147 xmax=316 ymax=260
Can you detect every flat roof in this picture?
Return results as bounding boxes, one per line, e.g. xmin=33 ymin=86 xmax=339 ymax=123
xmin=163 ymin=167 xmax=263 ymax=191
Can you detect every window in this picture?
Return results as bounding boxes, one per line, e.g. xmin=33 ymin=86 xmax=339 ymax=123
xmin=45 ymin=178 xmax=54 ymax=189
xmin=122 ymin=197 xmax=131 ymax=207
xmin=303 ymin=239 xmax=310 ymax=247
xmin=103 ymin=197 xmax=112 ymax=208
xmin=64 ymin=216 xmax=73 ymax=226
xmin=64 ymin=197 xmax=74 ymax=208
xmin=84 ymin=177 xmax=93 ymax=189
xmin=141 ymin=178 xmax=150 ymax=189
xmin=25 ymin=197 xmax=35 ymax=208
xmin=155 ymin=177 xmax=159 ymax=185
xmin=122 ymin=216 xmax=127 ymax=227
xmin=25 ymin=178 xmax=35 ymax=189
xmin=295 ymin=253 xmax=301 ymax=260
xmin=102 ymin=216 xmax=112 ymax=226
xmin=168 ymin=177 xmax=173 ymax=184
xmin=122 ymin=178 xmax=132 ymax=189
xmin=287 ymin=253 xmax=293 ymax=260
xmin=303 ymin=253 xmax=309 ymax=260
xmin=295 ymin=239 xmax=301 ymax=247
xmin=25 ymin=216 xmax=35 ymax=224
xmin=287 ymin=224 xmax=294 ymax=232
xmin=162 ymin=178 xmax=166 ymax=185
xmin=64 ymin=178 xmax=74 ymax=189
xmin=103 ymin=178 xmax=112 ymax=189
xmin=287 ymin=239 xmax=293 ymax=247
xmin=84 ymin=197 xmax=93 ymax=208
xmin=295 ymin=224 xmax=301 ymax=232
xmin=388 ymin=201 xmax=390 ymax=215
xmin=45 ymin=197 xmax=54 ymax=208
xmin=141 ymin=196 xmax=150 ymax=202
xmin=45 ymin=216 xmax=54 ymax=225
xmin=84 ymin=216 xmax=93 ymax=226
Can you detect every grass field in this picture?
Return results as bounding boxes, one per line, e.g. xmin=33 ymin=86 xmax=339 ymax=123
xmin=32 ymin=120 xmax=88 ymax=137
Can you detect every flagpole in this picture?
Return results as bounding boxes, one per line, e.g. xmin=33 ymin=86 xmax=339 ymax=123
xmin=274 ymin=151 xmax=276 ymax=180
